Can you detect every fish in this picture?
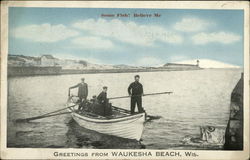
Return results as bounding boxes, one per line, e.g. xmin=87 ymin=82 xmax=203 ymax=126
xmin=200 ymin=126 xmax=225 ymax=144
xmin=181 ymin=126 xmax=225 ymax=146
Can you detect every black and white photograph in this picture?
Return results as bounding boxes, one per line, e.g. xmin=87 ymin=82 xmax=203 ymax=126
xmin=0 ymin=1 xmax=249 ymax=160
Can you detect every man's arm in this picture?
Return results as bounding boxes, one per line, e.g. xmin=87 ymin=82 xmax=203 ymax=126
xmin=97 ymin=92 xmax=102 ymax=101
xmin=141 ymin=84 xmax=144 ymax=95
xmin=97 ymin=92 xmax=105 ymax=103
xmin=128 ymin=83 xmax=132 ymax=95
xmin=86 ymin=84 xmax=88 ymax=97
xmin=69 ymin=83 xmax=79 ymax=89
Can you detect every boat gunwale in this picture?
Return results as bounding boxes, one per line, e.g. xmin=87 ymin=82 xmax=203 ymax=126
xmin=68 ymin=107 xmax=145 ymax=123
xmin=72 ymin=111 xmax=145 ymax=123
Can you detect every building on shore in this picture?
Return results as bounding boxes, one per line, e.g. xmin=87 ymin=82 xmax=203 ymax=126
xmin=41 ymin=55 xmax=59 ymax=66
xmin=163 ymin=60 xmax=200 ymax=70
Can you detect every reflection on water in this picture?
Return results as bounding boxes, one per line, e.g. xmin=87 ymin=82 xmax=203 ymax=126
xmin=7 ymin=69 xmax=242 ymax=149
xmin=66 ymin=119 xmax=144 ymax=149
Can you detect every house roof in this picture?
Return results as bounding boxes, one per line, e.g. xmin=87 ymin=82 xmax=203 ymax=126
xmin=41 ymin=55 xmax=55 ymax=59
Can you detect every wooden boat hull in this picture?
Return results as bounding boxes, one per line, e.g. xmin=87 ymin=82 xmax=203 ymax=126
xmin=68 ymin=106 xmax=145 ymax=141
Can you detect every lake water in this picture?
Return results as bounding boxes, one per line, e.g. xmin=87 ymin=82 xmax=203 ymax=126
xmin=7 ymin=69 xmax=242 ymax=149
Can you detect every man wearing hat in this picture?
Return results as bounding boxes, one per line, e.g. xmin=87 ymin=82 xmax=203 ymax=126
xmin=97 ymin=86 xmax=108 ymax=104
xmin=69 ymin=78 xmax=88 ymax=104
xmin=96 ymin=86 xmax=112 ymax=116
xmin=128 ymin=75 xmax=144 ymax=114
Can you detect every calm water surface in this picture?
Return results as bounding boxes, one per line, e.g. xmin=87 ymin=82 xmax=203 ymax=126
xmin=7 ymin=69 xmax=242 ymax=149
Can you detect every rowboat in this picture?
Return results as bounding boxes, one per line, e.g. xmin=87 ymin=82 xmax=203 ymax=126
xmin=67 ymin=96 xmax=146 ymax=141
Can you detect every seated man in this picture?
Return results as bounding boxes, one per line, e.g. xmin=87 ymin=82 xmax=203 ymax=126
xmin=96 ymin=86 xmax=112 ymax=116
xmin=90 ymin=95 xmax=97 ymax=103
xmin=97 ymin=86 xmax=108 ymax=104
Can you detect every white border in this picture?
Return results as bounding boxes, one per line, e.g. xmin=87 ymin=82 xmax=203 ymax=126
xmin=1 ymin=1 xmax=249 ymax=160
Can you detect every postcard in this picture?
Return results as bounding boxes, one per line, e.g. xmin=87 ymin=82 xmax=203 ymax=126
xmin=0 ymin=1 xmax=249 ymax=160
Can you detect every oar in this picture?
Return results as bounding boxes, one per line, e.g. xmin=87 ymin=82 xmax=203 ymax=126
xmin=15 ymin=103 xmax=77 ymax=123
xmin=16 ymin=112 xmax=71 ymax=123
xmin=39 ymin=102 xmax=77 ymax=117
xmin=146 ymin=115 xmax=162 ymax=122
xmin=109 ymin=91 xmax=173 ymax=100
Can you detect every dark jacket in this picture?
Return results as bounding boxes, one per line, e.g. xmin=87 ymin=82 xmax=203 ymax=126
xmin=97 ymin=91 xmax=107 ymax=104
xmin=128 ymin=81 xmax=143 ymax=96
xmin=70 ymin=83 xmax=88 ymax=99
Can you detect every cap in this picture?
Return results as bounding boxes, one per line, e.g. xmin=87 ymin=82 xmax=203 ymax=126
xmin=134 ymin=75 xmax=140 ymax=78
xmin=103 ymin=86 xmax=108 ymax=89
xmin=81 ymin=78 xmax=85 ymax=81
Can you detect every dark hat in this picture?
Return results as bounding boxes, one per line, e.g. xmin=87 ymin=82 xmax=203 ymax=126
xmin=103 ymin=86 xmax=108 ymax=89
xmin=81 ymin=78 xmax=85 ymax=81
xmin=134 ymin=75 xmax=140 ymax=78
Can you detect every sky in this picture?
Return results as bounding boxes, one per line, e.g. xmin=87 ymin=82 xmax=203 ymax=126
xmin=9 ymin=7 xmax=244 ymax=66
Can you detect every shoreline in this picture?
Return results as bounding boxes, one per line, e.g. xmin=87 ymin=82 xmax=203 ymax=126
xmin=7 ymin=66 xmax=203 ymax=77
xmin=7 ymin=66 xmax=242 ymax=77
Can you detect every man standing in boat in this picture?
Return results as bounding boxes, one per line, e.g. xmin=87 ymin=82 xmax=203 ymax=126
xmin=128 ymin=75 xmax=144 ymax=114
xmin=69 ymin=78 xmax=88 ymax=105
